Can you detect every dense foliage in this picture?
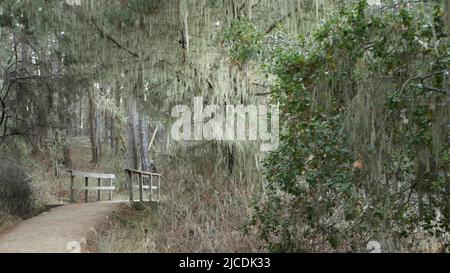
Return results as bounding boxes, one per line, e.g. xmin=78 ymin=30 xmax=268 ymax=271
xmin=226 ymin=1 xmax=449 ymax=252
xmin=0 ymin=159 xmax=35 ymax=216
xmin=224 ymin=17 xmax=264 ymax=66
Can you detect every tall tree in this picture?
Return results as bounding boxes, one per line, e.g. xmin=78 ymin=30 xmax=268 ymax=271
xmin=88 ymin=86 xmax=102 ymax=164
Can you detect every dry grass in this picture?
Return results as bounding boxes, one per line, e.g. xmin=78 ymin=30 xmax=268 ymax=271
xmin=97 ymin=142 xmax=265 ymax=253
xmin=96 ymin=206 xmax=159 ymax=252
xmin=0 ymin=214 xmax=22 ymax=235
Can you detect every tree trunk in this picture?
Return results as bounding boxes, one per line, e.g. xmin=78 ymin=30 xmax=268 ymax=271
xmin=226 ymin=143 xmax=235 ymax=175
xmin=18 ymin=32 xmax=40 ymax=154
xmin=113 ymin=82 xmax=121 ymax=156
xmin=88 ymin=86 xmax=101 ymax=163
xmin=96 ymin=98 xmax=103 ymax=159
xmin=139 ymin=117 xmax=151 ymax=172
xmin=37 ymin=34 xmax=51 ymax=153
xmin=62 ymin=131 xmax=72 ymax=169
xmin=127 ymin=90 xmax=140 ymax=170
xmin=110 ymin=109 xmax=115 ymax=151
xmin=445 ymin=0 xmax=449 ymax=36
xmin=79 ymin=95 xmax=83 ymax=135
xmin=57 ymin=94 xmax=73 ymax=170
xmin=127 ymin=50 xmax=144 ymax=169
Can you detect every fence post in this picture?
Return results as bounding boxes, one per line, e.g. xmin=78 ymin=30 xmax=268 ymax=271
xmin=97 ymin=178 xmax=101 ymax=201
xmin=150 ymin=175 xmax=153 ymax=201
xmin=128 ymin=170 xmax=133 ymax=203
xmin=85 ymin=177 xmax=89 ymax=202
xmin=70 ymin=174 xmax=74 ymax=203
xmin=139 ymin=173 xmax=143 ymax=202
xmin=158 ymin=175 xmax=161 ymax=202
xmin=109 ymin=178 xmax=113 ymax=200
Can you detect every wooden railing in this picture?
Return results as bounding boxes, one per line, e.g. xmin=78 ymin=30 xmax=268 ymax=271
xmin=124 ymin=168 xmax=161 ymax=203
xmin=69 ymin=170 xmax=116 ymax=203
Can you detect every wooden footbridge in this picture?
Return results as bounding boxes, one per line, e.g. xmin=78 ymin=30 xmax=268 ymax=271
xmin=68 ymin=169 xmax=161 ymax=204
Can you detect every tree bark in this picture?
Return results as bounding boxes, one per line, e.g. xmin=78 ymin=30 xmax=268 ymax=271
xmin=445 ymin=0 xmax=449 ymax=36
xmin=88 ymin=86 xmax=101 ymax=163
xmin=111 ymin=82 xmax=121 ymax=156
xmin=79 ymin=95 xmax=83 ymax=135
xmin=127 ymin=50 xmax=144 ymax=169
xmin=139 ymin=117 xmax=151 ymax=172
xmin=37 ymin=33 xmax=52 ymax=153
xmin=18 ymin=32 xmax=39 ymax=154
xmin=62 ymin=131 xmax=72 ymax=169
xmin=110 ymin=103 xmax=115 ymax=151
xmin=127 ymin=89 xmax=140 ymax=170
xmin=226 ymin=143 xmax=235 ymax=175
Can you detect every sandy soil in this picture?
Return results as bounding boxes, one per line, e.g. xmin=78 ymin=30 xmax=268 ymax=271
xmin=0 ymin=201 xmax=129 ymax=253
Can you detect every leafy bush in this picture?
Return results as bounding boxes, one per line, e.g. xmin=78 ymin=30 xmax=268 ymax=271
xmin=224 ymin=17 xmax=264 ymax=66
xmin=0 ymin=159 xmax=35 ymax=217
xmin=234 ymin=0 xmax=450 ymax=252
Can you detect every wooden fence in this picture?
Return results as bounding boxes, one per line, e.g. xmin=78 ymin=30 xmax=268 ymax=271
xmin=124 ymin=168 xmax=161 ymax=203
xmin=69 ymin=170 xmax=115 ymax=203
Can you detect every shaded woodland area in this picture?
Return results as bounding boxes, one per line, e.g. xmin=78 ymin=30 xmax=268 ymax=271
xmin=0 ymin=0 xmax=449 ymax=253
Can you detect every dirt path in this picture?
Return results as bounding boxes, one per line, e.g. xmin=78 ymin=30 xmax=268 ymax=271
xmin=0 ymin=201 xmax=129 ymax=253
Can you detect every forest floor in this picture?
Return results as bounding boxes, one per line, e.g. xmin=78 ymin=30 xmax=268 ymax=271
xmin=0 ymin=201 xmax=128 ymax=253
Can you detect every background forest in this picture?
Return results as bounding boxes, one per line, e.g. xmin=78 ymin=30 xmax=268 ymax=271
xmin=0 ymin=0 xmax=448 ymax=253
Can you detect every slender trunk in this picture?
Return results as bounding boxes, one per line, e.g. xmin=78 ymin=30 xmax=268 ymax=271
xmin=226 ymin=143 xmax=235 ymax=175
xmin=88 ymin=86 xmax=101 ymax=163
xmin=57 ymin=90 xmax=72 ymax=170
xmin=445 ymin=0 xmax=449 ymax=36
xmin=113 ymin=84 xmax=121 ymax=156
xmin=62 ymin=130 xmax=72 ymax=169
xmin=139 ymin=117 xmax=151 ymax=172
xmin=19 ymin=32 xmax=39 ymax=154
xmin=110 ymin=107 xmax=115 ymax=150
xmin=179 ymin=0 xmax=189 ymax=63
xmin=38 ymin=35 xmax=51 ymax=153
xmin=79 ymin=95 xmax=83 ymax=135
xmin=96 ymin=98 xmax=103 ymax=159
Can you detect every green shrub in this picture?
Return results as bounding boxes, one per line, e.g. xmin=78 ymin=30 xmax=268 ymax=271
xmin=246 ymin=0 xmax=449 ymax=252
xmin=0 ymin=159 xmax=35 ymax=217
xmin=224 ymin=17 xmax=264 ymax=66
